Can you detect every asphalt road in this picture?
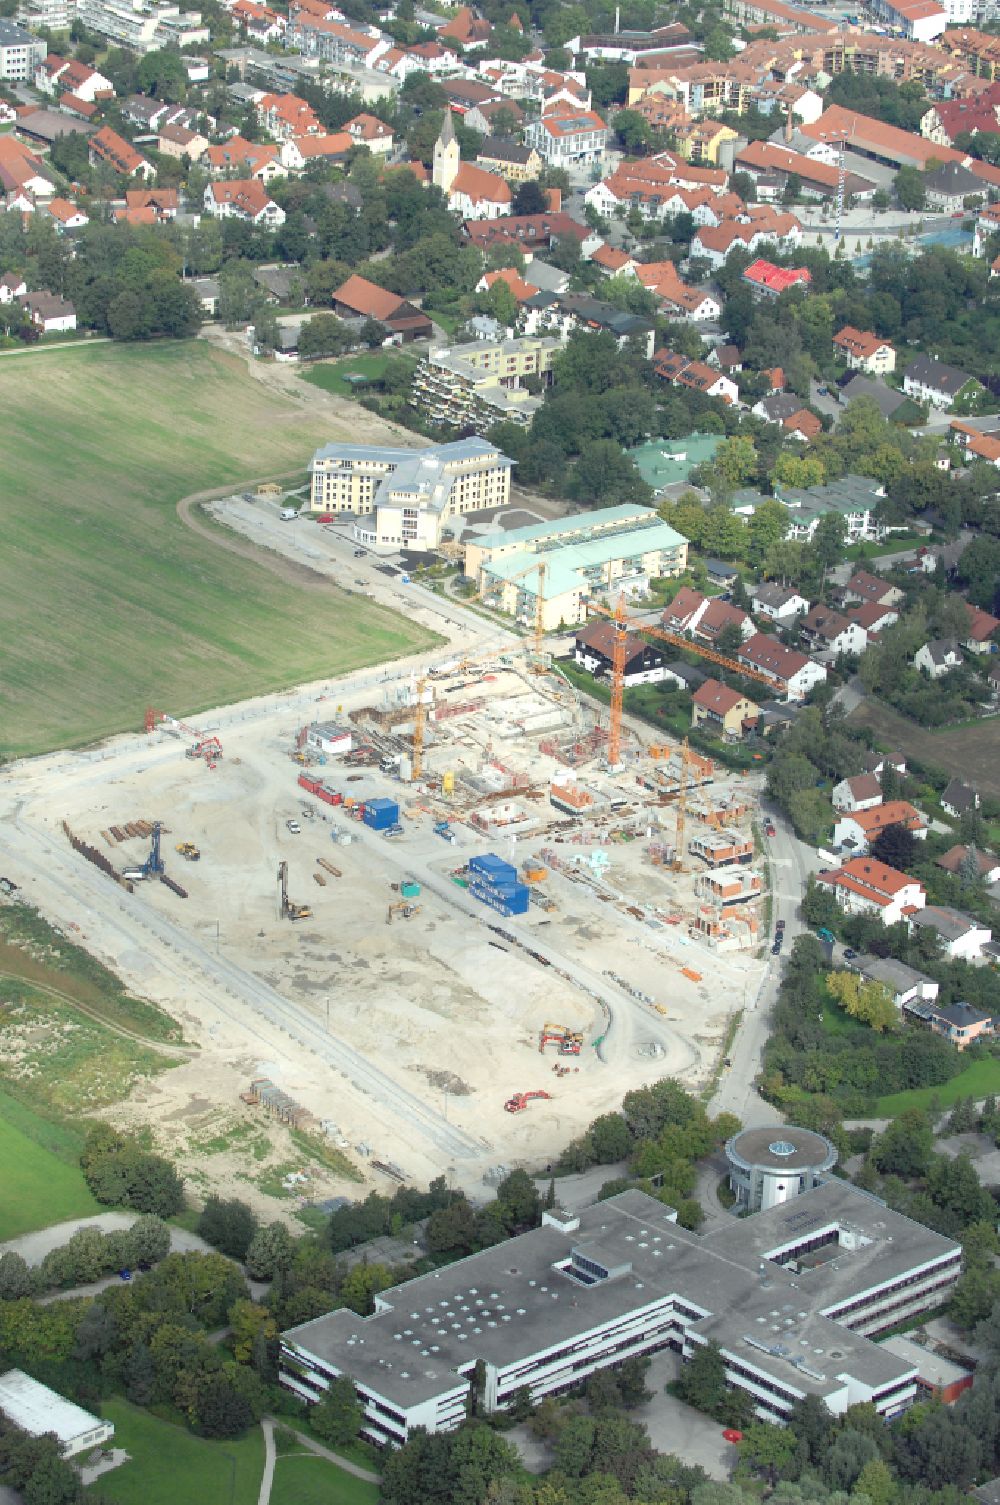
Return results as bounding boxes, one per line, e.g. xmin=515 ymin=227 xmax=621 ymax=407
xmin=709 ymin=804 xmax=822 ymax=1127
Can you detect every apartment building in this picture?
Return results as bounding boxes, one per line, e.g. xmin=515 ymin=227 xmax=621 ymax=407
xmin=413 ymin=338 xmax=560 ymax=431
xmin=524 ymin=107 xmax=608 ymax=165
xmin=75 ymin=0 xmax=207 ymax=51
xmin=281 ymin=1183 xmax=960 ymax=1443
xmin=309 ymin=438 xmax=513 ymax=551
xmin=0 ymin=19 xmax=44 ymax=81
xmin=465 ymin=505 xmax=688 ymax=631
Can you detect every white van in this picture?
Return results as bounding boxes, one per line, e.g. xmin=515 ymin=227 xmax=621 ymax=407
xmin=279 ymin=507 xmax=299 ymax=521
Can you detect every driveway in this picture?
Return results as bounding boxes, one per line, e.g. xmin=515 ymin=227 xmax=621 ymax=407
xmin=632 ymin=1352 xmax=734 ymax=1480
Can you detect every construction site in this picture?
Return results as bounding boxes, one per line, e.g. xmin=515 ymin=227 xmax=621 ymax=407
xmin=1 ymin=601 xmax=771 ymax=1213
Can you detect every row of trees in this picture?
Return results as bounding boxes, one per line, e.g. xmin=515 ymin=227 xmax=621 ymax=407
xmin=0 ymin=1216 xmax=170 ymax=1299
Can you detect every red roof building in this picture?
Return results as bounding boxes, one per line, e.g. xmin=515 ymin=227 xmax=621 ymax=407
xmin=742 ymin=258 xmax=812 ymax=297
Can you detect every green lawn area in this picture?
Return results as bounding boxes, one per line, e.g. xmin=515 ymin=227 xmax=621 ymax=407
xmin=842 ymin=532 xmax=927 ymax=562
xmin=87 ymin=1402 xmax=264 ymax=1505
xmin=875 ymin=1056 xmax=1000 ymax=1117
xmin=0 ymin=341 xmax=436 ymax=758
xmin=301 ymin=352 xmax=416 ymax=399
xmin=0 ymin=1090 xmax=99 ymax=1239
xmin=269 ymin=1452 xmax=379 ymax=1505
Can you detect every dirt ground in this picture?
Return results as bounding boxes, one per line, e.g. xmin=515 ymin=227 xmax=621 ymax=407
xmin=848 ymin=700 xmax=1000 ymax=798
xmin=2 ymin=654 xmax=765 ymax=1220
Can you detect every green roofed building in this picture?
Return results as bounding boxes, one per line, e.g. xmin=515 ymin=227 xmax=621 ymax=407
xmin=628 ymin=434 xmax=723 ymax=495
xmin=462 ymin=503 xmax=689 ymax=630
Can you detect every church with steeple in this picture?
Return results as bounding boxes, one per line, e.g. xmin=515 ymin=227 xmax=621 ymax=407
xmin=432 ymin=104 xmax=460 ymax=197
xmin=430 ymin=109 xmax=512 ymax=220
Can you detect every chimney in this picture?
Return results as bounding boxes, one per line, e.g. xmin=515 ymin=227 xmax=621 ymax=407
xmin=614 ymin=4 xmax=620 ymax=31
xmin=784 ymin=102 xmax=793 ymax=142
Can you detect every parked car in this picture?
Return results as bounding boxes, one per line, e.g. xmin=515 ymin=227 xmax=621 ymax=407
xmin=764 ymin=821 xmax=776 ymax=837
xmin=771 ymin=942 xmax=782 ymax=955
xmin=353 ymin=549 xmax=366 ymax=557
xmin=844 ymin=947 xmax=857 ymax=960
xmin=776 ymin=919 xmax=785 ymax=931
xmin=286 ymin=819 xmax=301 ymax=834
xmin=316 ymin=512 xmax=336 ymax=523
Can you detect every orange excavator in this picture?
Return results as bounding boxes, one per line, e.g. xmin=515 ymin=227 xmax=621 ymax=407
xmin=504 ymin=1090 xmax=552 ymax=1113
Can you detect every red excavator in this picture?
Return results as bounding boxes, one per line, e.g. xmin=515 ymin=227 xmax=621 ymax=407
xmin=504 ymin=1090 xmax=552 ymax=1114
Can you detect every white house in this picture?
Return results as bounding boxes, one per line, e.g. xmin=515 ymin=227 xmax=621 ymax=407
xmin=799 ymin=604 xmax=868 ymax=657
xmin=818 ymin=857 xmax=926 ymax=926
xmin=204 ymin=179 xmax=286 ymax=227
xmin=903 ymin=354 xmax=977 ymax=411
xmin=737 ymin=632 xmax=826 ymax=702
xmin=19 ymin=290 xmax=76 ymax=332
xmin=832 ymin=801 xmax=928 ymax=855
xmin=908 ymin=904 xmax=992 ymax=960
xmin=832 ymin=773 xmax=883 ymax=813
xmin=941 ymin=778 xmax=979 ymax=819
xmin=751 ymin=583 xmax=809 ymax=623
xmin=915 ymin=639 xmax=963 ymax=679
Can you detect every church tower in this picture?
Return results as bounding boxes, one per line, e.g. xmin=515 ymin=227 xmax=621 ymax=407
xmin=433 ymin=107 xmax=459 ymax=197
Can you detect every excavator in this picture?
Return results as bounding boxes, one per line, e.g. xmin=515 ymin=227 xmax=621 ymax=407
xmin=277 ymin=861 xmax=312 ymax=922
xmin=175 ymin=842 xmax=201 ymax=862
xmin=386 ymin=903 xmax=422 ymax=925
xmin=504 ymin=1090 xmax=552 ymax=1114
xmin=538 ymin=1023 xmax=584 ymax=1056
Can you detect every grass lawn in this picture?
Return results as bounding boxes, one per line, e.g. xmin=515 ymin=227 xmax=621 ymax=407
xmin=0 ymin=1091 xmax=99 ymax=1239
xmin=269 ymin=1453 xmax=379 ymax=1505
xmin=87 ymin=1402 xmax=264 ymax=1505
xmin=875 ymin=1056 xmax=1000 ymax=1117
xmin=301 ymin=351 xmax=416 ymax=400
xmin=0 ymin=342 xmax=435 ymax=758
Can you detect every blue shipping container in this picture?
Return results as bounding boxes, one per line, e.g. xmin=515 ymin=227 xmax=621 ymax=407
xmin=363 ymin=798 xmax=400 ymax=831
xmin=469 ymin=854 xmax=517 ymax=885
xmin=468 ymin=879 xmax=530 ymax=917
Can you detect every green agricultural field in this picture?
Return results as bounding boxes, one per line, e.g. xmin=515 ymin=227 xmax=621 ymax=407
xmin=0 ymin=1091 xmax=99 ymax=1239
xmin=269 ymin=1453 xmax=380 ymax=1505
xmin=87 ymin=1402 xmax=265 ymax=1505
xmin=875 ymin=1056 xmax=1000 ymax=1117
xmin=0 ymin=342 xmax=436 ymax=758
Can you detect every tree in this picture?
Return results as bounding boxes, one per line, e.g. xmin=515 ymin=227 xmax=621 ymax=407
xmin=588 ymin=1112 xmax=633 ymax=1163
xmin=869 ymin=822 xmax=917 ymax=872
xmin=738 ymin=1422 xmax=797 ymax=1485
xmin=193 ymin=1371 xmax=255 ymax=1439
xmin=136 ymin=48 xmax=187 ymax=100
xmin=197 ymin=1196 xmax=258 ymax=1260
xmin=613 ymin=109 xmax=652 ymax=154
xmin=871 ymin=1109 xmax=934 ymax=1178
xmin=297 ymin=312 xmax=351 ymax=360
xmin=895 ymin=166 xmax=926 ymax=211
xmin=677 ymin=1341 xmax=728 ymax=1417
xmin=245 ymin=1222 xmax=293 ymax=1281
xmin=811 ymin=511 xmax=847 ymax=573
xmin=568 ymin=442 xmax=652 ymax=507
xmin=496 ymin=1168 xmax=540 ymax=1230
xmin=312 ymin=1376 xmax=363 ymax=1445
xmin=229 ymin=1299 xmax=277 ymax=1365
xmin=825 ymin=971 xmax=897 ymax=1033
xmin=512 ymin=180 xmax=547 ymax=216
xmin=0 ymin=1253 xmax=37 ymax=1301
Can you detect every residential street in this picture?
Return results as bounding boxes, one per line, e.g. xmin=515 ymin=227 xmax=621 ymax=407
xmin=709 ymin=803 xmax=823 ymax=1127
